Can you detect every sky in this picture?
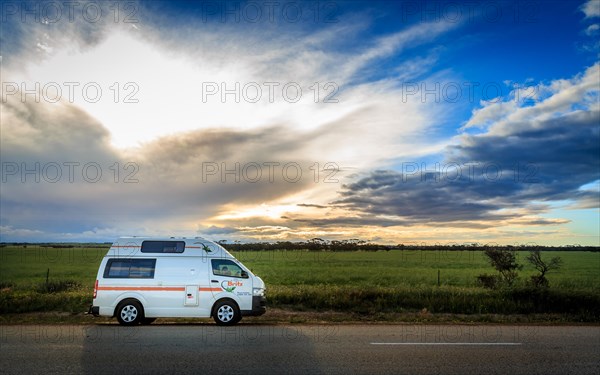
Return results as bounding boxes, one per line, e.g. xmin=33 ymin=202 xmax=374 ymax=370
xmin=0 ymin=0 xmax=599 ymax=245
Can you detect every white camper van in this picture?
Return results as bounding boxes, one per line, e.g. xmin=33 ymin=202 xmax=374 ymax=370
xmin=89 ymin=237 xmax=266 ymax=325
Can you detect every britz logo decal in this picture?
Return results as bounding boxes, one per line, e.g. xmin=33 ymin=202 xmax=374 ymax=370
xmin=221 ymin=280 xmax=243 ymax=292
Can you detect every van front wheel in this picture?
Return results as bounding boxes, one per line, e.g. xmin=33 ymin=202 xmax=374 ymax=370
xmin=116 ymin=300 xmax=143 ymax=326
xmin=213 ymin=300 xmax=241 ymax=326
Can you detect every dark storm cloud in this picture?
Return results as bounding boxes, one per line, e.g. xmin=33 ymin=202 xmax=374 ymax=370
xmin=449 ymin=110 xmax=600 ymax=202
xmin=293 ymin=215 xmax=409 ymax=227
xmin=201 ymin=226 xmax=240 ymax=235
xmin=332 ymin=170 xmax=514 ymax=224
xmin=297 ymin=203 xmax=329 ymax=209
xmin=326 ymin=108 xmax=599 ymax=226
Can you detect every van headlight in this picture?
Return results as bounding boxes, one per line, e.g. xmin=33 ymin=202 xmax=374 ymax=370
xmin=253 ymin=288 xmax=265 ymax=297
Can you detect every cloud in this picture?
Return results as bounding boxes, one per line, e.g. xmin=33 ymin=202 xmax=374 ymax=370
xmin=0 ymin=87 xmax=436 ymax=240
xmin=1 ymin=6 xmax=464 ymax=241
xmin=293 ymin=215 xmax=409 ymax=228
xmin=0 ymin=0 xmax=128 ymax=67
xmin=330 ymin=170 xmax=516 ymax=226
xmin=581 ymin=0 xmax=600 ymax=18
xmin=462 ymin=100 xmax=518 ymax=129
xmin=2 ymin=2 xmax=596 ymax=245
xmin=585 ymin=24 xmax=600 ymax=36
xmin=510 ymin=218 xmax=571 ymax=226
xmin=2 ymin=7 xmax=454 ymax=157
xmin=0 ymin=96 xmax=113 ymax=159
xmin=0 ymin=95 xmax=321 ymax=236
xmin=200 ymin=226 xmax=240 ymax=236
xmin=319 ymin=63 xmax=600 ymax=228
xmin=578 ymin=1 xmax=600 ymax=56
xmin=337 ymin=21 xmax=457 ymax=83
xmin=297 ymin=204 xmax=328 ymax=209
xmin=464 ymin=63 xmax=600 ymax=132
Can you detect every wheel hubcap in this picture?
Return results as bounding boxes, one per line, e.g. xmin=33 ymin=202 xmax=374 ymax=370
xmin=218 ymin=305 xmax=234 ymax=322
xmin=121 ymin=305 xmax=138 ymax=322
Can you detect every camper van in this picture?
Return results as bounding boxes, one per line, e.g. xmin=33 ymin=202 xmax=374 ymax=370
xmin=89 ymin=237 xmax=266 ymax=325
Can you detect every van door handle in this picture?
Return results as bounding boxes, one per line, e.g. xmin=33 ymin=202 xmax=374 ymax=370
xmin=211 ymin=280 xmax=218 ymax=283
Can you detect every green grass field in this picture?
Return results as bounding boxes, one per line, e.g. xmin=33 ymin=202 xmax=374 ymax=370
xmin=235 ymin=249 xmax=599 ymax=291
xmin=1 ymin=246 xmax=599 ymax=320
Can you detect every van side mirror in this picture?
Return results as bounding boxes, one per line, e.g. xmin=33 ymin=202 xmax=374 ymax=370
xmin=241 ymin=271 xmax=249 ymax=279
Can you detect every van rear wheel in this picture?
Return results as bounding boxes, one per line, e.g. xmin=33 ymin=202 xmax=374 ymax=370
xmin=213 ymin=300 xmax=241 ymax=326
xmin=116 ymin=300 xmax=143 ymax=326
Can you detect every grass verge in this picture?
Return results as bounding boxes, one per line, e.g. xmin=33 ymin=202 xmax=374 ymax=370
xmin=1 ymin=284 xmax=598 ymax=323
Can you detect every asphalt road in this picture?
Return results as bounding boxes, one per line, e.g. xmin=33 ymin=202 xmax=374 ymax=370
xmin=1 ymin=324 xmax=598 ymax=374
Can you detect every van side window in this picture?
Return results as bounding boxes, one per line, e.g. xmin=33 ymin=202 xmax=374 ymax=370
xmin=104 ymin=259 xmax=157 ymax=278
xmin=141 ymin=241 xmax=185 ymax=253
xmin=211 ymin=259 xmax=246 ymax=278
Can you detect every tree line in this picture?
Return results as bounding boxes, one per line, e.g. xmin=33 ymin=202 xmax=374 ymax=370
xmin=1 ymin=240 xmax=597 ymax=252
xmin=216 ymin=238 xmax=600 ymax=252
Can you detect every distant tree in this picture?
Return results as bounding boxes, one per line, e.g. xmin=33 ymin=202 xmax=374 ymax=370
xmin=307 ymin=238 xmax=328 ymax=251
xmin=526 ymin=250 xmax=563 ymax=288
xmin=482 ymin=248 xmax=522 ymax=287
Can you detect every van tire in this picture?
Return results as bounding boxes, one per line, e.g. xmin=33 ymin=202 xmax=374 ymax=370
xmin=213 ymin=300 xmax=241 ymax=326
xmin=116 ymin=299 xmax=144 ymax=326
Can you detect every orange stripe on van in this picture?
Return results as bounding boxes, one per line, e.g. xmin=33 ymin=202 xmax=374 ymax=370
xmin=97 ymin=286 xmax=185 ymax=291
xmin=97 ymin=286 xmax=223 ymax=292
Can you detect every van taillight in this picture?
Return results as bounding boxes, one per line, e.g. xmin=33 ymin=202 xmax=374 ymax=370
xmin=93 ymin=280 xmax=98 ymax=299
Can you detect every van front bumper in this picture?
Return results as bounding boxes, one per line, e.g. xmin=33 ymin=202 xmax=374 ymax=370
xmin=242 ymin=296 xmax=266 ymax=316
